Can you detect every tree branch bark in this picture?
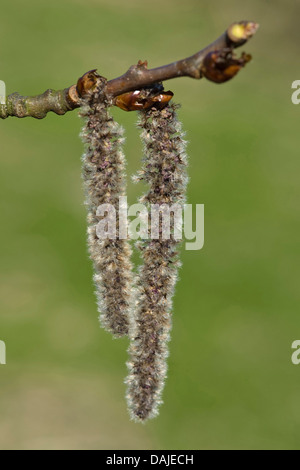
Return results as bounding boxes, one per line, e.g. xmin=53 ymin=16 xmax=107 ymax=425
xmin=0 ymin=21 xmax=258 ymax=120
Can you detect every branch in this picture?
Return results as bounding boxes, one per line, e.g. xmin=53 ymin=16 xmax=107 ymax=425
xmin=0 ymin=21 xmax=258 ymax=119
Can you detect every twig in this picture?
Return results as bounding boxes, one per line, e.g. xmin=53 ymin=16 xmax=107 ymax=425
xmin=0 ymin=21 xmax=258 ymax=119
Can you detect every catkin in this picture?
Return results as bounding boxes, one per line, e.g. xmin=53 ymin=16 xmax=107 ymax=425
xmin=79 ymin=78 xmax=133 ymax=338
xmin=126 ymin=103 xmax=188 ymax=421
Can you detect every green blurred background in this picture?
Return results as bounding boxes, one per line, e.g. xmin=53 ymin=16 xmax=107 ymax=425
xmin=0 ymin=0 xmax=299 ymax=450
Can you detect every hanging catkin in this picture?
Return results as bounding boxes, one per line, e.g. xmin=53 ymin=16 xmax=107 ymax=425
xmin=126 ymin=103 xmax=188 ymax=422
xmin=79 ymin=78 xmax=133 ymax=338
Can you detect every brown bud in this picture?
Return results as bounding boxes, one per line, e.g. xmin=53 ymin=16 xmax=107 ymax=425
xmin=137 ymin=60 xmax=148 ymax=69
xmin=76 ymin=69 xmax=102 ymax=97
xmin=115 ymin=89 xmax=173 ymax=112
xmin=201 ymin=49 xmax=252 ymax=84
xmin=150 ymin=91 xmax=174 ymax=110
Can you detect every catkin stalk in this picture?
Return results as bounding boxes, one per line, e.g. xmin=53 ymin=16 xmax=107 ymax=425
xmin=126 ymin=103 xmax=188 ymax=421
xmin=80 ymin=78 xmax=133 ymax=338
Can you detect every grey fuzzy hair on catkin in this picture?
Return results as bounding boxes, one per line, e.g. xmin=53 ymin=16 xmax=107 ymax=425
xmin=79 ymin=78 xmax=134 ymax=338
xmin=125 ymin=103 xmax=188 ymax=422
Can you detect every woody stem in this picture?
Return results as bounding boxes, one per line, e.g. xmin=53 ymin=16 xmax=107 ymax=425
xmin=0 ymin=21 xmax=258 ymax=120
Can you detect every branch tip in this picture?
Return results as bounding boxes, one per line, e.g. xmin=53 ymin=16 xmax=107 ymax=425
xmin=227 ymin=21 xmax=259 ymax=45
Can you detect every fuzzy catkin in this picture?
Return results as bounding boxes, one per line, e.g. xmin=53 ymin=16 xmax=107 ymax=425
xmin=126 ymin=103 xmax=188 ymax=422
xmin=79 ymin=78 xmax=133 ymax=338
